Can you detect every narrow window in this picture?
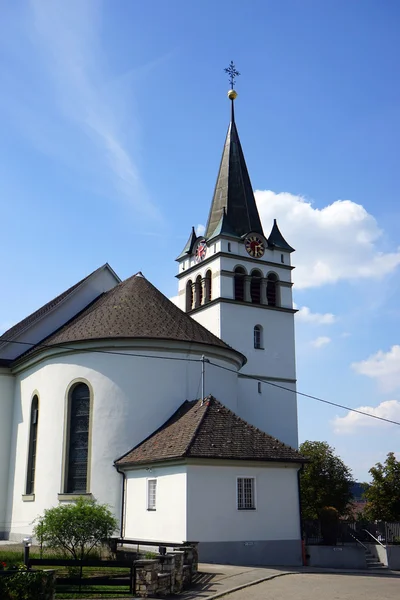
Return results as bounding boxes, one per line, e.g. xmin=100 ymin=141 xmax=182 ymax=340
xmin=66 ymin=383 xmax=90 ymax=494
xmin=258 ymin=382 xmax=262 ymax=394
xmin=250 ymin=270 xmax=262 ymax=304
xmin=228 ymin=242 xmax=231 ymax=252
xmin=281 ymin=254 xmax=284 ymax=264
xmin=26 ymin=395 xmax=39 ymax=495
xmin=254 ymin=325 xmax=263 ymax=349
xmin=267 ymin=273 xmax=279 ymax=307
xmin=205 ymin=270 xmax=212 ymax=302
xmin=147 ymin=479 xmax=157 ymax=510
xmin=237 ymin=477 xmax=255 ymax=510
xmin=234 ymin=267 xmax=246 ymax=301
xmin=186 ymin=280 xmax=193 ymax=312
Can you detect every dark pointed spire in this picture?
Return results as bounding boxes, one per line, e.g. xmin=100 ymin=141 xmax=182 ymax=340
xmin=205 ymin=89 xmax=264 ymax=239
xmin=267 ymin=219 xmax=295 ymax=253
xmin=176 ymin=226 xmax=198 ymax=260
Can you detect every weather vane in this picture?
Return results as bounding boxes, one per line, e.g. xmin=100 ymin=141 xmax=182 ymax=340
xmin=224 ymin=61 xmax=240 ymax=89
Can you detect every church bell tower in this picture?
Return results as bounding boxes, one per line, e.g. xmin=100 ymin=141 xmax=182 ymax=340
xmin=175 ymin=64 xmax=298 ymax=448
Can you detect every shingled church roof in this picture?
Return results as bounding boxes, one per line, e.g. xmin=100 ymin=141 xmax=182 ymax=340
xmin=115 ymin=396 xmax=304 ymax=466
xmin=22 ymin=274 xmax=243 ymax=361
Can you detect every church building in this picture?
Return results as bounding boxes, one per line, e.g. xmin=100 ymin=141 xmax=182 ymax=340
xmin=0 ymin=80 xmax=304 ymax=566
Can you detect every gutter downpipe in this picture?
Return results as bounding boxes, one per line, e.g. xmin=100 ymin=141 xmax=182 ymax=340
xmin=115 ymin=465 xmax=126 ymax=538
xmin=297 ymin=464 xmax=306 ymax=565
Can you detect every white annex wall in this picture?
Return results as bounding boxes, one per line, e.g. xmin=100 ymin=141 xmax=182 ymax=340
xmin=5 ymin=342 xmax=239 ymax=538
xmin=186 ymin=464 xmax=301 ymax=542
xmin=124 ymin=466 xmax=187 ymax=543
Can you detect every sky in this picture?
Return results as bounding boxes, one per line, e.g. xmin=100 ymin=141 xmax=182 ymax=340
xmin=1 ymin=0 xmax=399 ymax=481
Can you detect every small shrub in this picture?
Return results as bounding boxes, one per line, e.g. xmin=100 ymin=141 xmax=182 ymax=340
xmin=0 ymin=568 xmax=55 ymax=600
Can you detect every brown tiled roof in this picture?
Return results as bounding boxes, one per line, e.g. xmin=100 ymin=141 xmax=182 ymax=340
xmin=24 ymin=274 xmax=241 ymax=358
xmin=115 ymin=396 xmax=305 ymax=466
xmin=0 ymin=264 xmax=116 ymax=345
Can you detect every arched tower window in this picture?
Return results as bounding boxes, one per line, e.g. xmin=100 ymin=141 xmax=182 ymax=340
xmin=205 ymin=270 xmax=212 ymax=302
xmin=250 ymin=269 xmax=262 ymax=305
xmin=234 ymin=267 xmax=246 ymax=301
xmin=186 ymin=279 xmax=193 ymax=312
xmin=267 ymin=273 xmax=279 ymax=307
xmin=254 ymin=325 xmax=263 ymax=349
xmin=26 ymin=395 xmax=39 ymax=495
xmin=66 ymin=383 xmax=91 ymax=494
xmin=195 ymin=275 xmax=203 ymax=307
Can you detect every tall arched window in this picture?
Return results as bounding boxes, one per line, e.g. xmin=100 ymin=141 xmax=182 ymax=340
xmin=234 ymin=267 xmax=246 ymax=301
xmin=254 ymin=325 xmax=263 ymax=349
xmin=26 ymin=395 xmax=39 ymax=495
xmin=267 ymin=273 xmax=279 ymax=307
xmin=250 ymin=270 xmax=262 ymax=305
xmin=186 ymin=279 xmax=193 ymax=312
xmin=195 ymin=275 xmax=203 ymax=307
xmin=66 ymin=383 xmax=91 ymax=494
xmin=205 ymin=270 xmax=212 ymax=303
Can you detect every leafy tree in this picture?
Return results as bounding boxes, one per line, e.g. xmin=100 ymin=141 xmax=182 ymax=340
xmin=33 ymin=497 xmax=118 ymax=561
xmin=300 ymin=441 xmax=354 ymax=520
xmin=363 ymin=452 xmax=400 ymax=522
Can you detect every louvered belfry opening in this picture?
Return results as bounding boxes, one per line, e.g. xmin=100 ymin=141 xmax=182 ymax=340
xmin=267 ymin=273 xmax=278 ymax=306
xmin=234 ymin=267 xmax=246 ymax=301
xmin=67 ymin=383 xmax=90 ymax=493
xmin=250 ymin=270 xmax=262 ymax=304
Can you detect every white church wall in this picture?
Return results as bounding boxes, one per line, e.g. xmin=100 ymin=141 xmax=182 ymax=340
xmin=237 ymin=378 xmax=298 ymax=448
xmin=186 ymin=463 xmax=301 ymax=542
xmin=124 ymin=465 xmax=187 ymax=542
xmin=5 ymin=342 xmax=239 ymax=538
xmin=0 ymin=266 xmax=119 ymax=361
xmin=0 ymin=370 xmax=15 ymax=538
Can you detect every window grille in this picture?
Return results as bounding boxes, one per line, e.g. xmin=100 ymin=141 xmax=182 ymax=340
xmin=237 ymin=477 xmax=255 ymax=510
xmin=26 ymin=396 xmax=39 ymax=494
xmin=66 ymin=383 xmax=90 ymax=493
xmin=147 ymin=479 xmax=157 ymax=510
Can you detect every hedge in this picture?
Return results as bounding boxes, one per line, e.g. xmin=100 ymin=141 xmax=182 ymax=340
xmin=0 ymin=569 xmax=55 ymax=600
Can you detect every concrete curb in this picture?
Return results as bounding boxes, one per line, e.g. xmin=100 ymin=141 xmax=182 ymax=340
xmin=200 ymin=571 xmax=297 ymax=600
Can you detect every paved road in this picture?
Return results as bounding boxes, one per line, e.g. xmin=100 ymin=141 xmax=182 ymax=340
xmin=224 ymin=573 xmax=400 ymax=600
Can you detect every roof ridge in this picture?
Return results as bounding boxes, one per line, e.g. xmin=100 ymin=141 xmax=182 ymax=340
xmin=183 ymin=397 xmax=213 ymax=457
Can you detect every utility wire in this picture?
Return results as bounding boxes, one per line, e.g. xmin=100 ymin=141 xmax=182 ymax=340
xmin=207 ymin=360 xmax=400 ymax=427
xmin=1 ymin=336 xmax=399 ymax=427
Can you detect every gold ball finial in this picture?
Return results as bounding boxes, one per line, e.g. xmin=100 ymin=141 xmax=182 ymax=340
xmin=228 ymin=89 xmax=238 ymax=100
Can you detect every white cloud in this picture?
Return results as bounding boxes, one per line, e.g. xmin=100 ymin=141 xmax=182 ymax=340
xmin=196 ymin=224 xmax=206 ymax=237
xmin=352 ymin=345 xmax=400 ymax=393
xmin=24 ymin=0 xmax=161 ymax=220
xmin=255 ymin=191 xmax=400 ymax=289
xmin=296 ymin=306 xmax=336 ymax=325
xmin=311 ymin=336 xmax=331 ymax=348
xmin=333 ymin=400 xmax=400 ymax=433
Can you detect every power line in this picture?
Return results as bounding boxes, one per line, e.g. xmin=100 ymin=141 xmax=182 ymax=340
xmin=207 ymin=360 xmax=400 ymax=427
xmin=1 ymin=336 xmax=399 ymax=427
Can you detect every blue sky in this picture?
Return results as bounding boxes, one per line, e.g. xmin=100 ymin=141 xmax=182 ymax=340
xmin=1 ymin=0 xmax=399 ymax=481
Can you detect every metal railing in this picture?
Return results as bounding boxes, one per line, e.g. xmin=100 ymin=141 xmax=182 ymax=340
xmin=362 ymin=529 xmax=386 ymax=548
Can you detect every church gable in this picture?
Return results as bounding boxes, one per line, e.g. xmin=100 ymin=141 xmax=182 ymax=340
xmin=0 ymin=263 xmax=120 ymax=361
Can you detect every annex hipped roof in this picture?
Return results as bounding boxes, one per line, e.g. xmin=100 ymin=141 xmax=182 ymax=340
xmin=116 ymin=396 xmax=304 ymax=467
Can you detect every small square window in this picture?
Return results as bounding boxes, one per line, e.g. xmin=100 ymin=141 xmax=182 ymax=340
xmin=237 ymin=477 xmax=255 ymax=510
xmin=147 ymin=479 xmax=157 ymax=510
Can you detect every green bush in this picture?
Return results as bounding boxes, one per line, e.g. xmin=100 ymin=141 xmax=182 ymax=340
xmin=0 ymin=568 xmax=55 ymax=600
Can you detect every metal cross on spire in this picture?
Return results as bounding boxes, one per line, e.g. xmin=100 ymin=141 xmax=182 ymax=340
xmin=224 ymin=61 xmax=240 ymax=89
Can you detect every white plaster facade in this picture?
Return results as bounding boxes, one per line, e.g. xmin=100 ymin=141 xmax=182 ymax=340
xmin=123 ymin=461 xmax=302 ymax=565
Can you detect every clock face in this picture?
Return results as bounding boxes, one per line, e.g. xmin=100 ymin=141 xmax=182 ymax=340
xmin=195 ymin=239 xmax=207 ymax=262
xmin=245 ymin=235 xmax=265 ymax=258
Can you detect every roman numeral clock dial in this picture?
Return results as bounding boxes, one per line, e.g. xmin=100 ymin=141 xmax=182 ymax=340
xmin=245 ymin=235 xmax=265 ymax=258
